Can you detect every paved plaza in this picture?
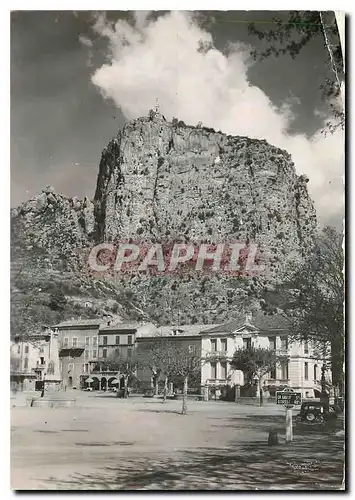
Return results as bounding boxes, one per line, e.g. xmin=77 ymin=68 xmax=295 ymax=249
xmin=11 ymin=391 xmax=345 ymax=490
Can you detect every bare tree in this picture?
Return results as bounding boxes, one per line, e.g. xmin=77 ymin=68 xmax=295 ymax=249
xmin=254 ymin=226 xmax=344 ymax=396
xmin=142 ymin=339 xmax=202 ymax=413
xmin=101 ymin=348 xmax=142 ymax=398
xmin=169 ymin=344 xmax=202 ymax=415
xmin=142 ymin=338 xmax=181 ymax=402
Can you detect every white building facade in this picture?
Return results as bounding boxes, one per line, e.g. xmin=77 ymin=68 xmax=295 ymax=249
xmin=10 ymin=330 xmax=61 ymax=391
xmin=200 ymin=312 xmax=331 ymax=400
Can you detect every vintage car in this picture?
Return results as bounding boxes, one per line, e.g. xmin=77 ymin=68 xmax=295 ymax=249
xmin=295 ymin=401 xmax=338 ymax=424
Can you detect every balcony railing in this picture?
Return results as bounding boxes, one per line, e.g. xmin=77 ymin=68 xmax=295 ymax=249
xmin=35 ymin=362 xmax=46 ymax=370
xmin=59 ymin=341 xmax=86 ymax=350
xmin=84 ymin=354 xmax=99 ymax=361
xmin=275 ymin=348 xmax=290 ymax=357
xmin=206 ymin=378 xmax=229 ymax=384
xmin=204 ymin=351 xmax=229 ymax=358
xmin=91 ymin=367 xmax=119 ymax=374
xmin=264 ymin=378 xmax=289 ymax=385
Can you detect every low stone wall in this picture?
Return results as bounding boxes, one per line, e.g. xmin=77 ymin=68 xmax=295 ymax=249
xmin=27 ymin=398 xmax=76 ymax=408
xmin=235 ymin=397 xmax=277 ymax=405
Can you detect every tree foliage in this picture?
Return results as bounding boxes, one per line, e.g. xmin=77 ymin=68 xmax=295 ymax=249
xmin=139 ymin=338 xmax=177 ymax=397
xmin=256 ymin=226 xmax=344 ymax=389
xmin=49 ymin=290 xmax=67 ymax=311
xmin=142 ymin=338 xmax=202 ymax=414
xmin=230 ymin=346 xmax=280 ymax=384
xmin=248 ymin=11 xmax=344 ymax=134
xmin=101 ymin=348 xmax=142 ymax=398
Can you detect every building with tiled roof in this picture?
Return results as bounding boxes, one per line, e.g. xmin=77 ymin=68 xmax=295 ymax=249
xmin=41 ymin=310 xmax=330 ymax=399
xmin=53 ymin=318 xmax=107 ymax=329
xmin=199 ymin=312 xmax=330 ymax=401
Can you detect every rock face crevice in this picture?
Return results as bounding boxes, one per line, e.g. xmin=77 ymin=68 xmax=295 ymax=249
xmin=11 ymin=111 xmax=317 ymax=324
xmin=92 ymin=112 xmax=316 ymax=260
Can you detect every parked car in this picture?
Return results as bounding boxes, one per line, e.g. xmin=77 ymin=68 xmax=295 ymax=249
xmin=295 ymin=401 xmax=338 ymax=425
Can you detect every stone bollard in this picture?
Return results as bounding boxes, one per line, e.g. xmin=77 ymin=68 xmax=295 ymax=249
xmin=268 ymin=430 xmax=278 ymax=446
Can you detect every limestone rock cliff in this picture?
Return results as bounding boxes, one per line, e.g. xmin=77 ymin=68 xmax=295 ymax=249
xmin=11 ymin=112 xmax=317 ymax=327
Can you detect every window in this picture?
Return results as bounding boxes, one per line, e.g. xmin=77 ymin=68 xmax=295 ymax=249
xmin=17 ymin=345 xmax=20 ymax=354
xmin=243 ymin=338 xmax=251 ymax=349
xmin=270 ymin=366 xmax=276 ymax=379
xmin=211 ymin=339 xmax=217 ymax=351
xmin=304 ymin=341 xmax=309 ymax=354
xmin=72 ymin=338 xmax=78 ymax=348
xmin=268 ymin=336 xmax=276 ymax=350
xmin=92 ymin=350 xmax=97 ymax=359
xmin=84 ymin=364 xmax=89 ymax=373
xmin=115 ymin=348 xmax=120 ymax=356
xmin=221 ymin=339 xmax=227 ymax=352
xmin=188 ymin=345 xmax=196 ymax=353
xmin=220 ymin=362 xmax=227 ymax=379
xmin=24 ymin=345 xmax=29 ymax=354
xmin=40 ymin=357 xmax=45 ymax=365
xmin=127 ymin=347 xmax=133 ymax=358
xmin=64 ymin=337 xmax=69 ymax=348
xmin=93 ymin=337 xmax=98 ymax=347
xmin=85 ymin=337 xmax=90 ymax=346
xmin=314 ymin=365 xmax=318 ymax=380
xmin=172 ymin=329 xmax=183 ymax=336
xmin=115 ymin=336 xmax=120 ymax=345
xmin=103 ymin=336 xmax=108 ymax=346
xmin=304 ymin=362 xmax=309 ymax=380
xmin=128 ymin=335 xmax=133 ymax=345
xmin=84 ymin=350 xmax=89 ymax=360
xmin=210 ymin=362 xmax=217 ymax=379
xmin=280 ymin=337 xmax=288 ymax=350
xmin=103 ymin=349 xmax=107 ymax=358
xmin=24 ymin=358 xmax=28 ymax=369
xmin=281 ymin=362 xmax=289 ymax=380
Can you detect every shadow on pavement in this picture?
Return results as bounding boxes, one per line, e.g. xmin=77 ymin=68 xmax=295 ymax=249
xmin=40 ymin=431 xmax=344 ymax=491
xmin=133 ymin=408 xmax=182 ymax=415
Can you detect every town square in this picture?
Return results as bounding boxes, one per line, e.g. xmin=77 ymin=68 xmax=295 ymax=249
xmin=10 ymin=9 xmax=345 ymax=492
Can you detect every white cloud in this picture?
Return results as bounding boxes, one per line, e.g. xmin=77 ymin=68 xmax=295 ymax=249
xmin=79 ymin=34 xmax=93 ymax=48
xmin=88 ymin=11 xmax=344 ymax=226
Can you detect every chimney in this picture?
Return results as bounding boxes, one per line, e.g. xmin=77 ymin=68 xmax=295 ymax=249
xmin=245 ymin=312 xmax=252 ymax=324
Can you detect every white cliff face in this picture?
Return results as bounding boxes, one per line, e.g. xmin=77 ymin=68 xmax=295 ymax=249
xmin=11 ymin=113 xmax=317 ymax=325
xmin=94 ymin=113 xmax=316 ymax=265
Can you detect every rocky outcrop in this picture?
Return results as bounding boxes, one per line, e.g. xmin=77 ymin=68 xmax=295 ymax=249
xmin=11 ymin=112 xmax=317 ymax=324
xmin=94 ymin=112 xmax=316 ymax=268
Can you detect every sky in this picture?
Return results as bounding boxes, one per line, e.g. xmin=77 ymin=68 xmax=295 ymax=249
xmin=11 ymin=10 xmax=344 ymax=228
